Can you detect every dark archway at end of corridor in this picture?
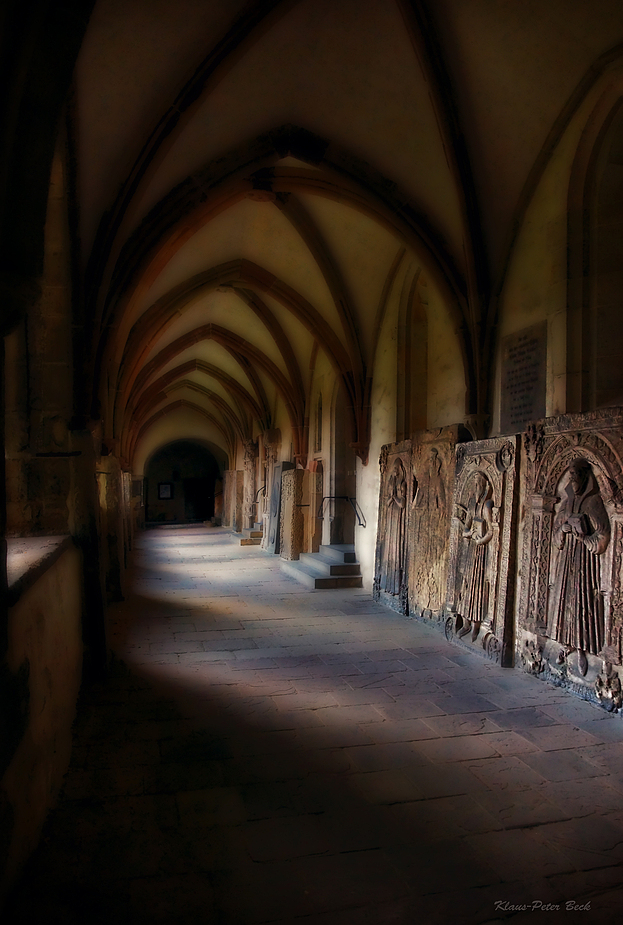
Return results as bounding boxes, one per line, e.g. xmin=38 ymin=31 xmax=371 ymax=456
xmin=144 ymin=440 xmax=223 ymax=525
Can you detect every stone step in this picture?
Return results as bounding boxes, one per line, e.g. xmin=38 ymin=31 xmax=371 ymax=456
xmin=230 ymin=529 xmax=263 ymax=546
xmin=318 ymin=543 xmax=357 ymax=564
xmin=280 ymin=558 xmax=363 ymax=589
xmin=299 ymin=552 xmax=361 ymax=576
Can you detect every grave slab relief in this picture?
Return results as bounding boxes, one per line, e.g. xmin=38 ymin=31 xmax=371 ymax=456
xmin=373 ymin=440 xmax=412 ymax=614
xmin=445 ymin=437 xmax=518 ymax=665
xmin=260 ymin=430 xmax=279 ymax=551
xmin=518 ymin=411 xmax=623 ymax=708
xmin=242 ymin=439 xmax=258 ymax=530
xmin=280 ymin=468 xmax=304 ymax=561
xmin=408 ymin=426 xmax=458 ymax=623
xmin=265 ymin=460 xmax=294 ymax=555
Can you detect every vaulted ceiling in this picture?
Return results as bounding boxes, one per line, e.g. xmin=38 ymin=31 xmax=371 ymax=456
xmin=69 ymin=0 xmax=623 ymax=468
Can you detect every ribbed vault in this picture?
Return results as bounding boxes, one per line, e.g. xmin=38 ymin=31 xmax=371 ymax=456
xmin=67 ymin=0 xmax=623 ymax=471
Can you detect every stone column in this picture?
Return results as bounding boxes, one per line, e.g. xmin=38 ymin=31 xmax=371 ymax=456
xmin=96 ymin=455 xmax=125 ymax=603
xmin=213 ymin=477 xmax=223 ymax=524
xmin=304 ymin=468 xmax=323 ymax=553
xmin=233 ymin=471 xmax=245 ymax=533
xmin=222 ymin=471 xmax=234 ymax=527
xmin=68 ymin=427 xmax=107 ymax=674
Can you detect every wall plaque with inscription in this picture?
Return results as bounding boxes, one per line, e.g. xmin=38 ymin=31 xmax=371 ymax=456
xmin=501 ymin=322 xmax=547 ymax=434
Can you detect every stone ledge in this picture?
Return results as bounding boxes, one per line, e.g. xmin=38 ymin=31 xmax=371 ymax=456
xmin=7 ymin=535 xmax=73 ymax=606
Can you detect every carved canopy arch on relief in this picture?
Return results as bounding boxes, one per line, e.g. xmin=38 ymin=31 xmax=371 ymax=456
xmin=519 ymin=415 xmax=623 ymax=678
xmin=535 ymin=434 xmax=623 ymax=505
xmin=455 ymin=456 xmax=500 ymax=509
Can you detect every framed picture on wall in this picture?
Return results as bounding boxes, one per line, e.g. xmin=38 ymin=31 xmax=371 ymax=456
xmin=158 ymin=482 xmax=173 ymax=500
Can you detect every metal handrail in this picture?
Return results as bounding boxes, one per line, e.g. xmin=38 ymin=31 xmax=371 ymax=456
xmin=317 ymin=495 xmax=366 ymax=528
xmin=254 ymin=483 xmax=266 ymax=501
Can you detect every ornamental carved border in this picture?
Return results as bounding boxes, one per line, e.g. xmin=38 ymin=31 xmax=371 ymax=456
xmin=518 ymin=411 xmax=623 ymax=704
xmin=444 ymin=436 xmax=518 ymax=666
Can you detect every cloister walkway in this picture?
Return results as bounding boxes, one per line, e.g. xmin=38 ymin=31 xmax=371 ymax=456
xmin=6 ymin=526 xmax=623 ymax=924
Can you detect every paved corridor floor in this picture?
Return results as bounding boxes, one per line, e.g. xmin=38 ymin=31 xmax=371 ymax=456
xmin=6 ymin=526 xmax=623 ymax=924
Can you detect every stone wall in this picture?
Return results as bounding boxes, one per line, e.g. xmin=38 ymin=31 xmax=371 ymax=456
xmin=1 ymin=541 xmax=83 ymax=903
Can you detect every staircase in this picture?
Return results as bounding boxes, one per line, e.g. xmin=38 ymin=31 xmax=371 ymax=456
xmin=233 ymin=522 xmax=264 ymax=546
xmin=280 ymin=544 xmax=363 ymax=589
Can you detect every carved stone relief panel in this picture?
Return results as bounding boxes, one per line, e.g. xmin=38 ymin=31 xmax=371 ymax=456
xmin=373 ymin=440 xmax=412 ymax=614
xmin=280 ymin=469 xmax=304 ymax=561
xmin=408 ymin=426 xmax=458 ymax=620
xmin=242 ymin=439 xmax=258 ymax=530
xmin=265 ymin=461 xmax=294 ymax=555
xmin=445 ymin=436 xmax=518 ymax=665
xmin=260 ymin=432 xmax=279 ymax=551
xmin=517 ymin=410 xmax=623 ymax=707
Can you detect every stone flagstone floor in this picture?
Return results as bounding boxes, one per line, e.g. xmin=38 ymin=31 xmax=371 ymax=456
xmin=5 ymin=525 xmax=623 ymax=924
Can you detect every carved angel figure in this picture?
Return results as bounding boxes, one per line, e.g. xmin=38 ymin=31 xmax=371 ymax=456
xmin=549 ymin=458 xmax=610 ymax=673
xmin=456 ymin=472 xmax=494 ymax=639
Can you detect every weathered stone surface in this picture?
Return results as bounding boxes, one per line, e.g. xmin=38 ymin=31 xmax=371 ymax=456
xmin=280 ymin=469 xmax=304 ymax=561
xmin=373 ymin=440 xmax=411 ymax=614
xmin=242 ymin=440 xmax=258 ymax=531
xmin=8 ymin=525 xmax=623 ymax=923
xmin=97 ymin=454 xmax=126 ymax=602
xmin=408 ymin=427 xmax=457 ymax=620
xmin=265 ymin=461 xmax=294 ymax=555
xmin=223 ymin=470 xmax=244 ymax=533
xmin=445 ymin=436 xmax=518 ymax=666
xmin=234 ymin=470 xmax=244 ymax=534
xmin=222 ymin=471 xmax=234 ymax=529
xmin=517 ymin=409 xmax=623 ymax=707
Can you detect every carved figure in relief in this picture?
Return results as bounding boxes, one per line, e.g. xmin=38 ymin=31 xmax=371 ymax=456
xmin=411 ymin=447 xmax=446 ymax=609
xmin=381 ymin=460 xmax=407 ymax=596
xmin=456 ymin=472 xmax=493 ymax=640
xmin=549 ymin=459 xmax=610 ymax=675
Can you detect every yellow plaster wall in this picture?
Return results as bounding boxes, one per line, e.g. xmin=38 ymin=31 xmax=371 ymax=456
xmin=133 ymin=409 xmax=229 ymax=476
xmin=425 ymin=275 xmax=466 ymax=428
xmin=357 ymin=273 xmax=401 ymax=587
xmin=492 ymin=85 xmax=604 ymax=431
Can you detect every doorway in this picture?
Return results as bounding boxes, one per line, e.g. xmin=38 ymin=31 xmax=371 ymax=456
xmin=144 ymin=440 xmax=221 ymax=524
